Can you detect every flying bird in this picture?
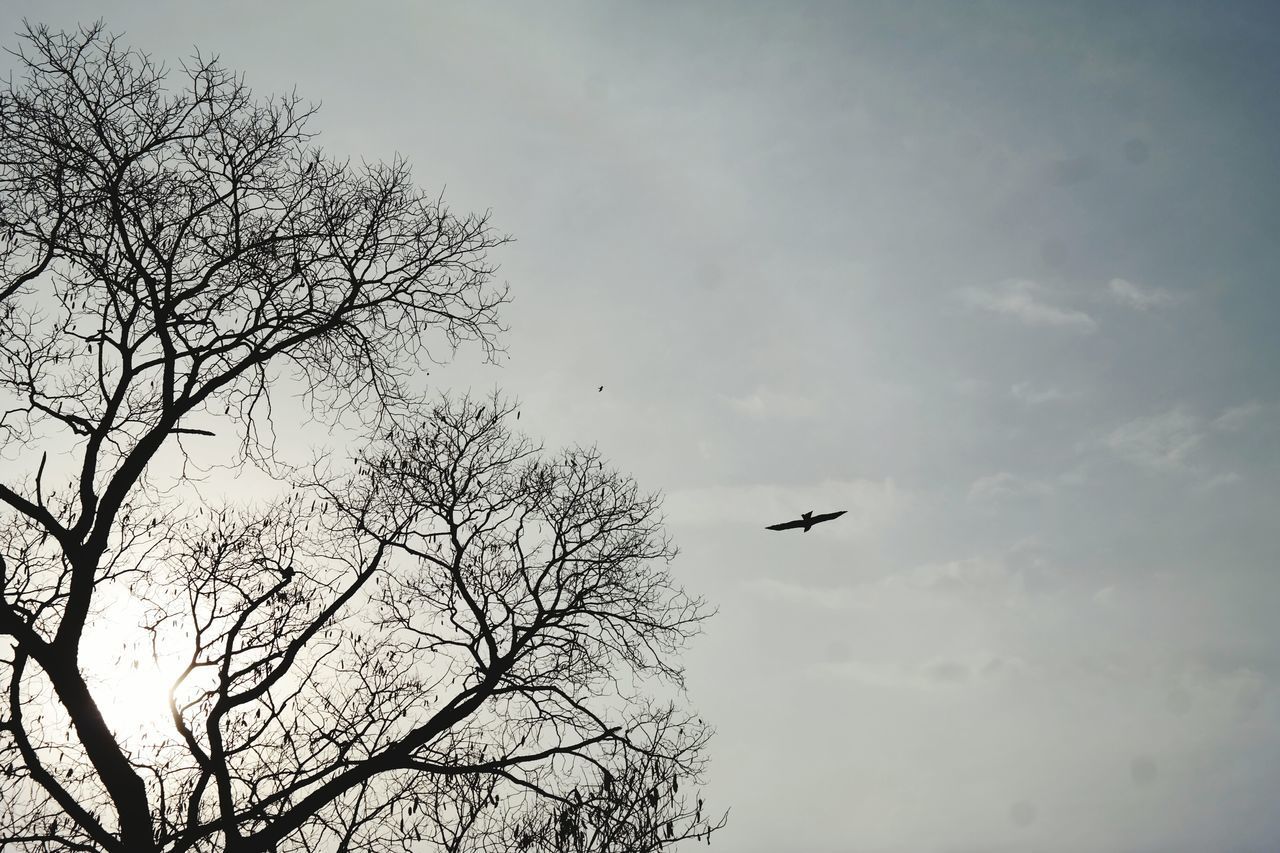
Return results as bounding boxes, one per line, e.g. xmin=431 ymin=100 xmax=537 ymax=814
xmin=598 ymin=385 xmax=604 ymax=392
xmin=766 ymin=509 xmax=847 ymax=533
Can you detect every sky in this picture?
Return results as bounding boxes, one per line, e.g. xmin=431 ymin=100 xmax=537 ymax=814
xmin=6 ymin=2 xmax=1280 ymax=851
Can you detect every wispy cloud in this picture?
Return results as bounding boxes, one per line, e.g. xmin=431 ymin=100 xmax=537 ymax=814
xmin=1196 ymin=471 xmax=1243 ymax=493
xmin=743 ymin=577 xmax=855 ymax=610
xmin=886 ymin=554 xmax=1029 ymax=596
xmin=722 ymin=386 xmax=819 ymax=419
xmin=1104 ymin=402 xmax=1270 ymax=474
xmin=1011 ymin=382 xmax=1074 ymax=405
xmin=967 ymin=472 xmax=1052 ymax=503
xmin=1211 ymin=401 xmax=1266 ymax=432
xmin=1104 ymin=408 xmax=1204 ymax=470
xmin=810 ymin=659 xmax=954 ymax=690
xmin=960 ymin=279 xmax=1097 ymax=332
xmin=1107 ymin=277 xmax=1180 ymax=310
xmin=744 ymin=548 xmax=1038 ymax=613
xmin=811 ymin=654 xmax=1037 ymax=690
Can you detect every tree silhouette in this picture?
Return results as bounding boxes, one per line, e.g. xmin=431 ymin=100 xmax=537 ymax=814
xmin=0 ymin=22 xmax=724 ymax=853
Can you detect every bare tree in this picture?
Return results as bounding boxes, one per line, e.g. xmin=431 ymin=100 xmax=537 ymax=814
xmin=0 ymin=22 xmax=724 ymax=853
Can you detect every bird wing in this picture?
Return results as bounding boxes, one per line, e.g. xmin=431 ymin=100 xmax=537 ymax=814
xmin=809 ymin=510 xmax=848 ymax=525
xmin=765 ymin=518 xmax=805 ymax=531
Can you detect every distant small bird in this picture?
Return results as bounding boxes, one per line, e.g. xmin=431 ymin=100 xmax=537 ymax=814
xmin=766 ymin=509 xmax=847 ymax=533
xmin=598 ymin=385 xmax=604 ymax=392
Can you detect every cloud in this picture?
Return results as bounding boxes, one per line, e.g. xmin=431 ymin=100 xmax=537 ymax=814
xmin=743 ymin=577 xmax=855 ymax=610
xmin=744 ymin=548 xmax=1040 ymax=617
xmin=960 ymin=279 xmax=1097 ymax=332
xmin=1104 ymin=409 xmax=1204 ymax=470
xmin=1107 ymin=277 xmax=1180 ymax=310
xmin=967 ymin=472 xmax=1052 ymax=503
xmin=811 ymin=654 xmax=1036 ymax=690
xmin=926 ymin=659 xmax=972 ymax=684
xmin=742 ymin=549 xmax=1036 ymax=621
xmin=1047 ymin=155 xmax=1098 ymax=187
xmin=1010 ymin=382 xmax=1073 ymax=405
xmin=1105 ymin=402 xmax=1267 ymax=473
xmin=809 ymin=659 xmax=926 ymax=689
xmin=853 ymin=539 xmax=1055 ymax=606
xmin=722 ymin=386 xmax=819 ymax=419
xmin=662 ymin=478 xmax=908 ymax=538
xmin=1197 ymin=471 xmax=1242 ymax=492
xmin=1211 ymin=401 xmax=1265 ymax=432
xmin=889 ymin=555 xmax=1027 ymax=594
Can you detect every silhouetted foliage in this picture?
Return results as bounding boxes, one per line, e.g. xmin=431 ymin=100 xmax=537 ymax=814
xmin=0 ymin=22 xmax=724 ymax=853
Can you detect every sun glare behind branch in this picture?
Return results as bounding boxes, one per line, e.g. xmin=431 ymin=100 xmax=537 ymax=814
xmin=79 ymin=589 xmax=189 ymax=745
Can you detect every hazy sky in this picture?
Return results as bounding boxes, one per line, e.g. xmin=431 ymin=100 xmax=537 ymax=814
xmin=7 ymin=3 xmax=1280 ymax=851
